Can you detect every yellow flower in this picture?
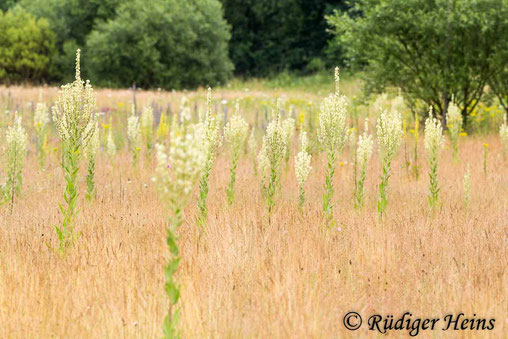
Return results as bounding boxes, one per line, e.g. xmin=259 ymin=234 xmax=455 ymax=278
xmin=459 ymin=132 xmax=467 ymax=137
xmin=339 ymin=161 xmax=345 ymax=167
xmin=483 ymin=143 xmax=489 ymax=148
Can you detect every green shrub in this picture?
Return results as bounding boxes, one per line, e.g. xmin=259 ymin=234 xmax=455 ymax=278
xmin=0 ymin=7 xmax=56 ymax=83
xmin=86 ymin=0 xmax=233 ymax=89
xmin=21 ymin=0 xmax=121 ymax=81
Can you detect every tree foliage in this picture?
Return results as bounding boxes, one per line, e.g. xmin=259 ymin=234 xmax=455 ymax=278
xmin=221 ymin=0 xmax=351 ymax=76
xmin=21 ymin=0 xmax=121 ymax=81
xmin=85 ymin=0 xmax=233 ymax=89
xmin=0 ymin=7 xmax=56 ymax=83
xmin=328 ymin=0 xmax=508 ymax=125
xmin=0 ymin=0 xmax=18 ymax=11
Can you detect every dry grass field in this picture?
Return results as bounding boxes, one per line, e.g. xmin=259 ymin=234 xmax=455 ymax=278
xmin=0 ymin=86 xmax=506 ymax=338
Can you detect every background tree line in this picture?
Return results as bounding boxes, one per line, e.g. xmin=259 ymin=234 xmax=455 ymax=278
xmin=0 ymin=0 xmax=506 ymax=122
xmin=0 ymin=0 xmax=351 ymax=88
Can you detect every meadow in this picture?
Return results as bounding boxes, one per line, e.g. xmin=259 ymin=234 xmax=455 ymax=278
xmin=0 ymin=71 xmax=507 ymax=338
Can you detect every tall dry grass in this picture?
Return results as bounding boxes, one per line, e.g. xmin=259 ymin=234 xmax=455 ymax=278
xmin=0 ymin=86 xmax=506 ymax=338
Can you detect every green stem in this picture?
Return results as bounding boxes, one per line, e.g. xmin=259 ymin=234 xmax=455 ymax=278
xmin=162 ymin=204 xmax=182 ymax=339
xmin=298 ymin=184 xmax=305 ymax=211
xmin=86 ymin=155 xmax=96 ymax=201
xmin=323 ymin=151 xmax=336 ymax=224
xmin=227 ymin=152 xmax=239 ymax=205
xmin=428 ymin=153 xmax=439 ymax=209
xmin=377 ymin=159 xmax=392 ymax=217
xmin=56 ymin=143 xmax=80 ymax=251
xmin=197 ymin=155 xmax=213 ymax=227
xmin=354 ymin=166 xmax=367 ymax=209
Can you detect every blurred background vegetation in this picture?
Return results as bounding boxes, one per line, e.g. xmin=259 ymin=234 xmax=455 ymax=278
xmin=0 ymin=0 xmax=506 ymax=124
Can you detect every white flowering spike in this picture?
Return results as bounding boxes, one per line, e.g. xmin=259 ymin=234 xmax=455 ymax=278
xmin=318 ymin=75 xmax=348 ymax=155
xmin=200 ymin=88 xmax=222 ymax=160
xmin=376 ymin=109 xmax=403 ymax=215
xmin=34 ymin=102 xmax=49 ymax=130
xmin=5 ymin=116 xmax=28 ymax=198
xmin=224 ymin=115 xmax=249 ymax=204
xmin=264 ymin=108 xmax=287 ymax=171
xmin=282 ymin=117 xmax=295 ymax=161
xmin=299 ymin=130 xmax=309 ymax=152
xmin=295 ymin=149 xmax=312 ymax=186
xmin=196 ymin=87 xmax=222 ymax=224
xmin=446 ymin=101 xmax=462 ymax=159
xmin=424 ymin=107 xmax=445 ymax=156
xmin=154 ymin=124 xmax=205 ymax=200
xmin=500 ymin=114 xmax=508 ymax=159
xmin=52 ymin=49 xmax=96 ymax=148
xmin=354 ymin=119 xmax=374 ymax=208
xmin=447 ymin=101 xmax=462 ymax=134
xmin=225 ymin=115 xmax=249 ymax=153
xmin=295 ymin=132 xmax=311 ymax=187
xmin=319 ymin=68 xmax=350 ymax=222
xmin=127 ymin=113 xmax=141 ymax=164
xmin=259 ymin=104 xmax=290 ymax=211
xmin=357 ymin=120 xmax=374 ymax=170
xmin=6 ymin=116 xmax=28 ymax=164
xmin=501 ymin=115 xmax=508 ymax=141
xmin=85 ymin=121 xmax=100 ymax=158
xmin=294 ymin=131 xmax=312 ymax=210
xmin=179 ymin=96 xmax=191 ymax=124
xmin=424 ymin=106 xmax=445 ymax=208
xmin=140 ymin=105 xmax=154 ymax=150
xmin=106 ymin=129 xmax=116 ymax=159
xmin=257 ymin=139 xmax=269 ymax=178
xmin=248 ymin=130 xmax=257 ymax=154
xmin=376 ymin=109 xmax=403 ymax=160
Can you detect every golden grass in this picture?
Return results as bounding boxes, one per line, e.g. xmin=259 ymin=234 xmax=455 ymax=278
xmin=0 ymin=86 xmax=506 ymax=338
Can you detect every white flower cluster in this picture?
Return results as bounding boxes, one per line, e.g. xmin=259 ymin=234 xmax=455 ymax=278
xmin=391 ymin=93 xmax=406 ymax=114
xmin=127 ymin=113 xmax=141 ymax=151
xmin=257 ymin=139 xmax=269 ymax=176
xmin=318 ymin=67 xmax=349 ymax=155
xmin=424 ymin=108 xmax=445 ymax=156
xmin=224 ymin=115 xmax=249 ymax=155
xmin=85 ymin=121 xmax=100 ymax=158
xmin=141 ymin=105 xmax=154 ymax=130
xmin=500 ymin=114 xmax=508 ymax=143
xmin=154 ymin=123 xmax=205 ymax=202
xmin=106 ymin=129 xmax=116 ymax=158
xmin=294 ymin=132 xmax=311 ymax=187
xmin=199 ymin=88 xmax=222 ymax=164
xmin=34 ymin=102 xmax=49 ymax=131
xmin=52 ymin=49 xmax=96 ymax=147
xmin=179 ymin=96 xmax=192 ymax=124
xmin=6 ymin=117 xmax=28 ymax=160
xmin=263 ymin=108 xmax=287 ymax=172
xmin=357 ymin=119 xmax=374 ymax=169
xmin=376 ymin=109 xmax=403 ymax=160
xmin=282 ymin=117 xmax=295 ymax=148
xmin=248 ymin=130 xmax=257 ymax=155
xmin=447 ymin=101 xmax=462 ymax=137
xmin=141 ymin=105 xmax=154 ymax=145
